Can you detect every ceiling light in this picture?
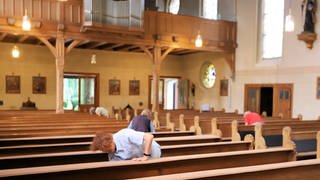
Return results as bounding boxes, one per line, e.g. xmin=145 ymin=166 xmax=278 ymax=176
xmin=195 ymin=31 xmax=203 ymax=47
xmin=91 ymin=54 xmax=96 ymax=64
xmin=22 ymin=9 xmax=31 ymax=31
xmin=12 ymin=46 xmax=20 ymax=58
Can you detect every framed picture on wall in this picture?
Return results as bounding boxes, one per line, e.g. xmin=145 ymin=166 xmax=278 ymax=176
xmin=317 ymin=77 xmax=320 ymax=99
xmin=33 ymin=76 xmax=46 ymax=94
xmin=109 ymin=79 xmax=120 ymax=95
xmin=6 ymin=75 xmax=20 ymax=94
xmin=129 ymin=80 xmax=140 ymax=95
xmin=220 ymin=79 xmax=228 ymax=96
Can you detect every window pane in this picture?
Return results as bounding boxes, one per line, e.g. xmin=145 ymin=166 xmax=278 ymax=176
xmin=203 ymin=0 xmax=218 ymax=19
xmin=80 ymin=78 xmax=95 ymax=105
xmin=262 ymin=0 xmax=284 ymax=59
xmin=63 ymin=78 xmax=79 ymax=110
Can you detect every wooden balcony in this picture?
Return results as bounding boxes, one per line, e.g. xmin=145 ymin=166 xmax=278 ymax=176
xmin=0 ymin=0 xmax=237 ymax=57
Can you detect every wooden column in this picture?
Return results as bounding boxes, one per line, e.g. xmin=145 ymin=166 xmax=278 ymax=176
xmin=140 ymin=45 xmax=173 ymax=112
xmin=55 ymin=32 xmax=65 ymax=113
xmin=39 ymin=33 xmax=80 ymax=114
xmin=151 ymin=46 xmax=161 ymax=112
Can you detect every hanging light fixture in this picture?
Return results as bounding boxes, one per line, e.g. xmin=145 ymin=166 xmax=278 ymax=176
xmin=91 ymin=54 xmax=97 ymax=64
xmin=22 ymin=9 xmax=31 ymax=31
xmin=195 ymin=31 xmax=203 ymax=47
xmin=285 ymin=3 xmax=294 ymax=32
xmin=12 ymin=46 xmax=20 ymax=58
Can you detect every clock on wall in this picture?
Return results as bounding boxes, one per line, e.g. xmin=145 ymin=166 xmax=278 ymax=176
xmin=200 ymin=62 xmax=216 ymax=88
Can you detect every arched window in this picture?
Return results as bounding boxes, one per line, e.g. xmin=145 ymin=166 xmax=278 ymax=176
xmin=259 ymin=0 xmax=285 ymax=60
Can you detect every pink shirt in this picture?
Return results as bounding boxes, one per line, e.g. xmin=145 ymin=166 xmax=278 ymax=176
xmin=244 ymin=112 xmax=264 ymax=125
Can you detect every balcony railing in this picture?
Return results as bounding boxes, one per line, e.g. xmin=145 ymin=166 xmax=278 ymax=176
xmin=0 ymin=0 xmax=82 ymax=25
xmin=83 ymin=0 xmax=144 ymax=28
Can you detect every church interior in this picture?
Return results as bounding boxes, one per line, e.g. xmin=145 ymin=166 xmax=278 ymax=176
xmin=0 ymin=0 xmax=320 ymax=179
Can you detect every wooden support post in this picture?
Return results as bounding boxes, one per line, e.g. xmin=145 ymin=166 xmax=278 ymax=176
xmin=38 ymin=35 xmax=80 ymax=114
xmin=55 ymin=32 xmax=65 ymax=114
xmin=140 ymin=45 xmax=173 ymax=113
xmin=152 ymin=46 xmax=161 ymax=112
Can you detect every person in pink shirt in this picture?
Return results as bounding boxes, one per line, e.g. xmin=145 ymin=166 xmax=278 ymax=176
xmin=243 ymin=111 xmax=264 ymax=126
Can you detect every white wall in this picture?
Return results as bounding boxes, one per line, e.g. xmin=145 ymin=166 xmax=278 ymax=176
xmin=234 ymin=0 xmax=320 ymax=120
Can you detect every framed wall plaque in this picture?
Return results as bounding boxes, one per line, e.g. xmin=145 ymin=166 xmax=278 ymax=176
xmin=317 ymin=77 xmax=320 ymax=99
xmin=129 ymin=80 xmax=140 ymax=95
xmin=6 ymin=75 xmax=20 ymax=94
xmin=33 ymin=76 xmax=46 ymax=94
xmin=109 ymin=79 xmax=120 ymax=95
xmin=220 ymin=79 xmax=228 ymax=96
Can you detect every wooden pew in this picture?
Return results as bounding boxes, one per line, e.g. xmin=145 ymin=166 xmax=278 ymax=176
xmin=0 ymin=147 xmax=295 ymax=179
xmin=133 ymin=159 xmax=320 ymax=180
xmin=0 ymin=141 xmax=253 ymax=169
xmin=232 ymin=120 xmax=320 ymax=159
xmin=0 ymin=135 xmax=221 ymax=156
xmin=134 ymin=132 xmax=320 ymax=180
xmin=0 ymin=131 xmax=196 ymax=147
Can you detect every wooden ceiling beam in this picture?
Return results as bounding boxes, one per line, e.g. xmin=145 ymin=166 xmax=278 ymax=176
xmin=87 ymin=42 xmax=108 ymax=49
xmin=18 ymin=35 xmax=29 ymax=43
xmin=116 ymin=45 xmax=139 ymax=51
xmin=103 ymin=43 xmax=125 ymax=50
xmin=77 ymin=40 xmax=91 ymax=47
xmin=0 ymin=33 xmax=7 ymax=41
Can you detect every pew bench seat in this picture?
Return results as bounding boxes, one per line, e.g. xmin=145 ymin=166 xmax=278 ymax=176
xmin=0 ymin=148 xmax=295 ymax=179
xmin=131 ymin=159 xmax=320 ymax=180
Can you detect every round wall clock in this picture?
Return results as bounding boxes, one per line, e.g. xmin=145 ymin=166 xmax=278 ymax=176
xmin=200 ymin=62 xmax=216 ymax=88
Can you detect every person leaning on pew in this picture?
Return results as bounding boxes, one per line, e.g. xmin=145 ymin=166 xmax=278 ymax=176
xmin=243 ymin=111 xmax=264 ymax=126
xmin=90 ymin=106 xmax=109 ymax=117
xmin=128 ymin=109 xmax=156 ymax=132
xmin=90 ymin=128 xmax=161 ymax=161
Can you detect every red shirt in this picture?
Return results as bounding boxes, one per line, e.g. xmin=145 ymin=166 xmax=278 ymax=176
xmin=244 ymin=112 xmax=264 ymax=125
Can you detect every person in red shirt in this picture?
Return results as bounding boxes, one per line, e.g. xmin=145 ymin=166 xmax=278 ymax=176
xmin=243 ymin=111 xmax=264 ymax=126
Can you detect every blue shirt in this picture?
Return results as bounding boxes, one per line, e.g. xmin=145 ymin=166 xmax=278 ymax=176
xmin=108 ymin=129 xmax=161 ymax=161
xmin=128 ymin=115 xmax=155 ymax=132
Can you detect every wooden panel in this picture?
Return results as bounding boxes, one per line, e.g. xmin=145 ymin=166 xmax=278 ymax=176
xmin=0 ymin=0 xmax=4 ymax=16
xmin=32 ymin=0 xmax=42 ymax=19
xmin=4 ymin=0 xmax=14 ymax=17
xmin=0 ymin=0 xmax=82 ymax=24
xmin=50 ymin=1 xmax=58 ymax=22
xmin=144 ymin=10 xmax=236 ymax=44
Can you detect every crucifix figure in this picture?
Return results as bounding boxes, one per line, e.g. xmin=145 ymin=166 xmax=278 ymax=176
xmin=302 ymin=0 xmax=317 ymax=33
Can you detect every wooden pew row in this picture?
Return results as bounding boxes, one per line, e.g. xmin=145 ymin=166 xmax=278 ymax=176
xmin=0 ymin=147 xmax=295 ymax=179
xmin=0 ymin=141 xmax=253 ymax=169
xmin=0 ymin=125 xmax=129 ymax=138
xmin=0 ymin=120 xmax=128 ymax=126
xmin=0 ymin=131 xmax=196 ymax=147
xmin=0 ymin=135 xmax=221 ymax=156
xmin=133 ymin=159 xmax=320 ymax=180
xmin=135 ymin=131 xmax=320 ymax=180
xmin=163 ymin=113 xmax=298 ymax=138
xmin=232 ymin=120 xmax=320 ymax=159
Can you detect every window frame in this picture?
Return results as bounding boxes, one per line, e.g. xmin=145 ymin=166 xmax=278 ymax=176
xmin=257 ymin=0 xmax=285 ymax=64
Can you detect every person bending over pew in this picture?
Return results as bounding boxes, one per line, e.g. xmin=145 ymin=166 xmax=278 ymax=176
xmin=90 ymin=106 xmax=109 ymax=117
xmin=128 ymin=109 xmax=155 ymax=132
xmin=243 ymin=111 xmax=264 ymax=125
xmin=90 ymin=128 xmax=161 ymax=161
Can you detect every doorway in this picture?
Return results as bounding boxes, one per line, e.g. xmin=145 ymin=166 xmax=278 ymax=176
xmin=244 ymin=84 xmax=293 ymax=118
xmin=149 ymin=76 xmax=188 ymax=110
xmin=260 ymin=87 xmax=273 ymax=116
xmin=63 ymin=73 xmax=99 ymax=112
